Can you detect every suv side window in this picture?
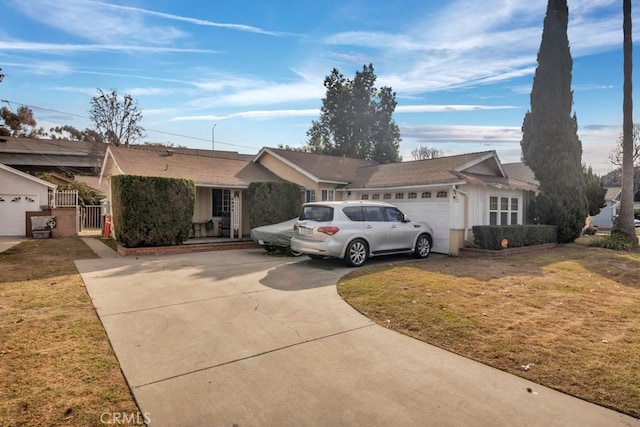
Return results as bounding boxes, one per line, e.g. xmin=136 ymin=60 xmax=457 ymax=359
xmin=342 ymin=206 xmax=364 ymax=221
xmin=300 ymin=206 xmax=333 ymax=222
xmin=363 ymin=206 xmax=385 ymax=222
xmin=384 ymin=206 xmax=405 ymax=222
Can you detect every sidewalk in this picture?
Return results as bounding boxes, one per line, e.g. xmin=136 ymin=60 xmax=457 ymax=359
xmin=0 ymin=237 xmax=23 ymax=253
xmin=81 ymin=237 xmax=122 ymax=259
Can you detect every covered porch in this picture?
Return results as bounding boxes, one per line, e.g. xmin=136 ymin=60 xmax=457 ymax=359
xmin=190 ymin=185 xmax=250 ymax=240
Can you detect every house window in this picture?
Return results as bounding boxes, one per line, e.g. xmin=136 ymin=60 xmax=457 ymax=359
xmin=212 ymin=189 xmax=230 ymax=216
xmin=436 ymin=191 xmax=448 ymax=198
xmin=383 ymin=193 xmax=392 ymax=200
xmin=304 ymin=189 xmax=316 ymax=202
xmin=408 ymin=192 xmax=417 ymax=199
xmin=489 ymin=195 xmax=520 ymax=225
xmin=321 ymin=189 xmax=334 ymax=201
xmin=372 ymin=193 xmax=380 ymax=200
xmin=421 ymin=192 xmax=432 ymax=199
xmin=395 ymin=193 xmax=404 ymax=199
xmin=11 ymin=197 xmax=21 ymax=202
xmin=361 ymin=194 xmax=369 ymax=200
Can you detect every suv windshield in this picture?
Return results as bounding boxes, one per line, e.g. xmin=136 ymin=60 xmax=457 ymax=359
xmin=300 ymin=205 xmax=333 ymax=222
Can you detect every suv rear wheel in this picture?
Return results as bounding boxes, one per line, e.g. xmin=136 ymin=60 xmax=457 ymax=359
xmin=344 ymin=239 xmax=368 ymax=267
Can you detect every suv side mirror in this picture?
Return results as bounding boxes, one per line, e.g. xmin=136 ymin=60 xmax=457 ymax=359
xmin=403 ymin=214 xmax=411 ymax=223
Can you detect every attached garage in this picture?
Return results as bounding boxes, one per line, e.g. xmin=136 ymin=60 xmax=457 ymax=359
xmin=0 ymin=164 xmax=55 ymax=236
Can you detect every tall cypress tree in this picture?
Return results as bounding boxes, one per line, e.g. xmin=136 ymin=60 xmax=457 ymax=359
xmin=521 ymin=0 xmax=586 ymax=243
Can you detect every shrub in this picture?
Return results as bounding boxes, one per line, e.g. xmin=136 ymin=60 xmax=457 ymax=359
xmin=111 ymin=175 xmax=195 ymax=247
xmin=472 ymin=225 xmax=558 ymax=250
xmin=589 ymin=231 xmax=633 ymax=251
xmin=248 ymin=182 xmax=302 ymax=228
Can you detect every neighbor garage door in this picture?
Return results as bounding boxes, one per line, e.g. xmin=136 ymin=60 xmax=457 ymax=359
xmin=0 ymin=194 xmax=39 ymax=236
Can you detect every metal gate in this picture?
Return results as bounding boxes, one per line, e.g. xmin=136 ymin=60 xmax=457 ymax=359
xmin=79 ymin=205 xmax=103 ymax=236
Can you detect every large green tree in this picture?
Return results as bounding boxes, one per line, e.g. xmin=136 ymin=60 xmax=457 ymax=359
xmin=306 ymin=64 xmax=401 ymax=163
xmin=520 ymin=0 xmax=586 ymax=243
xmin=583 ymin=165 xmax=607 ymax=217
xmin=0 ymin=106 xmax=46 ymax=138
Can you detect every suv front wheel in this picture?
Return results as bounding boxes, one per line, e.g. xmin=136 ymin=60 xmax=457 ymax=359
xmin=413 ymin=234 xmax=432 ymax=259
xmin=344 ymin=239 xmax=368 ymax=267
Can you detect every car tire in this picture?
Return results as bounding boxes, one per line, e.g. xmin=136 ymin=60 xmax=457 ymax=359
xmin=343 ymin=239 xmax=368 ymax=267
xmin=287 ymin=246 xmax=303 ymax=257
xmin=263 ymin=245 xmax=279 ymax=253
xmin=308 ymin=254 xmax=325 ymax=260
xmin=413 ymin=234 xmax=432 ymax=259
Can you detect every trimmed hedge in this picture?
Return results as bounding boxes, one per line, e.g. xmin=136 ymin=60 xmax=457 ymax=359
xmin=472 ymin=225 xmax=558 ymax=250
xmin=248 ymin=182 xmax=302 ymax=228
xmin=111 ymin=175 xmax=196 ymax=248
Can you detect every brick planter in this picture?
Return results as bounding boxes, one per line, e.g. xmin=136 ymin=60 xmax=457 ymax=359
xmin=117 ymin=240 xmax=260 ymax=257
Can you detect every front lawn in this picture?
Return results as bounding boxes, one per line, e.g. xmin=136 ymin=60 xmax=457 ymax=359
xmin=338 ymin=243 xmax=640 ymax=418
xmin=0 ymin=238 xmax=139 ymax=426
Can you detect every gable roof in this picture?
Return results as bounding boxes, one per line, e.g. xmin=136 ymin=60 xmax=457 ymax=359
xmin=346 ymin=151 xmax=507 ymax=189
xmin=502 ymin=162 xmax=539 ymax=186
xmin=254 ymin=147 xmax=376 ymax=184
xmin=102 ymin=146 xmax=284 ymax=188
xmin=0 ymin=162 xmax=57 ymax=189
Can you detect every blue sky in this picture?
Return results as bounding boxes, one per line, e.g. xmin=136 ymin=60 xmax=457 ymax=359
xmin=0 ymin=0 xmax=637 ymax=174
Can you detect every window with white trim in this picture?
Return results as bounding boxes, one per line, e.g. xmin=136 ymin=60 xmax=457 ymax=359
xmin=304 ymin=189 xmax=316 ymax=203
xmin=212 ymin=189 xmax=230 ymax=216
xmin=372 ymin=193 xmax=380 ymax=200
xmin=408 ymin=192 xmax=417 ymax=199
xmin=489 ymin=195 xmax=520 ymax=225
xmin=436 ymin=191 xmax=448 ymax=198
xmin=321 ymin=189 xmax=334 ymax=201
xmin=383 ymin=193 xmax=392 ymax=200
xmin=395 ymin=193 xmax=404 ymax=199
xmin=421 ymin=191 xmax=432 ymax=198
xmin=361 ymin=194 xmax=369 ymax=200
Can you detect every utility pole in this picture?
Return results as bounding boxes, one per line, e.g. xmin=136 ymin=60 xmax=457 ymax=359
xmin=212 ymin=124 xmax=216 ymax=150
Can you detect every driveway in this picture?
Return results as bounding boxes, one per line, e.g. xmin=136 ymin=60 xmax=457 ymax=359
xmin=75 ymin=249 xmax=637 ymax=426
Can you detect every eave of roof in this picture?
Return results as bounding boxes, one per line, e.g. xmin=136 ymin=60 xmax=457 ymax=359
xmin=0 ymin=162 xmax=57 ymax=189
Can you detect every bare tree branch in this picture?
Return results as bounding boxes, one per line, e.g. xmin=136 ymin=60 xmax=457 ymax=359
xmin=89 ymin=89 xmax=144 ymax=147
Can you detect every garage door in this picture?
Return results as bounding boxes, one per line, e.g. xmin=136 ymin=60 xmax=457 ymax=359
xmin=391 ymin=200 xmax=450 ymax=254
xmin=0 ymin=194 xmax=39 ymax=236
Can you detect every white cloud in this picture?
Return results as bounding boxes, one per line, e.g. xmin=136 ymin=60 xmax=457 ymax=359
xmin=5 ymin=0 xmax=186 ymax=45
xmin=0 ymin=40 xmax=217 ymax=55
xmin=171 ymin=109 xmax=320 ymax=122
xmin=396 ymin=105 xmax=517 ymax=113
xmin=96 ymin=1 xmax=287 ymax=37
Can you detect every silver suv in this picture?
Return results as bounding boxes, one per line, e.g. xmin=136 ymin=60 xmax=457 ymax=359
xmin=290 ymin=201 xmax=433 ymax=267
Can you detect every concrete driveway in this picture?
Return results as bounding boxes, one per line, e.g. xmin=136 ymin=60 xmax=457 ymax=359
xmin=75 ymin=249 xmax=637 ymax=427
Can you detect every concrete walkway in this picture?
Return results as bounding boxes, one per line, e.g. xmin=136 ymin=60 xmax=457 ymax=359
xmin=0 ymin=237 xmax=23 ymax=253
xmin=75 ymin=250 xmax=638 ymax=427
xmin=81 ymin=237 xmax=122 ymax=259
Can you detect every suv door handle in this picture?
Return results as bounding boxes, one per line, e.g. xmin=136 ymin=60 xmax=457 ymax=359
xmin=365 ymin=225 xmax=373 ymax=229
xmin=390 ymin=225 xmax=397 ymax=228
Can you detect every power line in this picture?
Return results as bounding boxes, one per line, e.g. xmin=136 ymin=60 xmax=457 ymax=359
xmin=0 ymin=99 xmax=259 ymax=151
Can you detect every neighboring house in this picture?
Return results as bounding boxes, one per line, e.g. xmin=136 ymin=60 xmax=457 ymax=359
xmin=0 ymin=136 xmax=105 ymax=175
xmin=0 ymin=162 xmax=56 ymax=236
xmin=99 ymin=146 xmax=537 ymax=255
xmin=591 ymin=187 xmax=621 ymax=229
xmin=256 ymin=149 xmax=537 ymax=255
xmin=99 ymin=146 xmax=285 ymax=239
